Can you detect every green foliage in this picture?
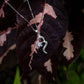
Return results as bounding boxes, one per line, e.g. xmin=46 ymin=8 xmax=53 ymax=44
xmin=81 ymin=72 xmax=84 ymax=84
xmin=68 ymin=71 xmax=80 ymax=84
xmin=81 ymin=48 xmax=84 ymax=61
xmin=1 ymin=48 xmax=84 ymax=84
xmin=13 ymin=67 xmax=22 ymax=84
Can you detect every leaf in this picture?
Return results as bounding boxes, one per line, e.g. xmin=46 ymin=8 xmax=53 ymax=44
xmin=63 ymin=30 xmax=74 ymax=60
xmin=81 ymin=48 xmax=84 ymax=61
xmin=44 ymin=3 xmax=57 ymax=19
xmin=13 ymin=67 xmax=22 ymax=84
xmin=68 ymin=71 xmax=80 ymax=84
xmin=0 ymin=33 xmax=6 ymax=46
xmin=81 ymin=72 xmax=84 ymax=84
xmin=0 ymin=29 xmax=11 ymax=46
xmin=28 ymin=3 xmax=57 ymax=27
xmin=69 ymin=62 xmax=79 ymax=70
xmin=44 ymin=59 xmax=52 ymax=73
xmin=38 ymin=74 xmax=42 ymax=84
xmin=82 ymin=9 xmax=84 ymax=14
xmin=30 ymin=42 xmax=39 ymax=56
xmin=0 ymin=44 xmax=16 ymax=64
xmin=0 ymin=8 xmax=5 ymax=18
xmin=28 ymin=3 xmax=57 ymax=57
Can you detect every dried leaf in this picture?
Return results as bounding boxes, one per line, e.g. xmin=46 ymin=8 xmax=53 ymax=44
xmin=63 ymin=30 xmax=74 ymax=60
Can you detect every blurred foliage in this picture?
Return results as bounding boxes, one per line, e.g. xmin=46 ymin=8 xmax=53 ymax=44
xmin=0 ymin=48 xmax=84 ymax=84
xmin=56 ymin=48 xmax=84 ymax=84
xmin=13 ymin=67 xmax=21 ymax=84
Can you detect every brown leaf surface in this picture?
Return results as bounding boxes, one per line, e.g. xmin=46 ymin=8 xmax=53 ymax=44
xmin=63 ymin=30 xmax=74 ymax=60
xmin=0 ymin=33 xmax=6 ymax=46
xmin=28 ymin=3 xmax=57 ymax=57
xmin=28 ymin=3 xmax=57 ymax=27
xmin=0 ymin=44 xmax=16 ymax=64
xmin=44 ymin=59 xmax=52 ymax=73
xmin=0 ymin=29 xmax=11 ymax=46
xmin=0 ymin=8 xmax=5 ymax=18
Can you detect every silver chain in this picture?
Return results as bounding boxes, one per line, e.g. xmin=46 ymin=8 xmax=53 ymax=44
xmin=26 ymin=0 xmax=48 ymax=54
xmin=5 ymin=0 xmax=48 ymax=54
xmin=5 ymin=0 xmax=36 ymax=32
xmin=26 ymin=0 xmax=38 ymax=31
